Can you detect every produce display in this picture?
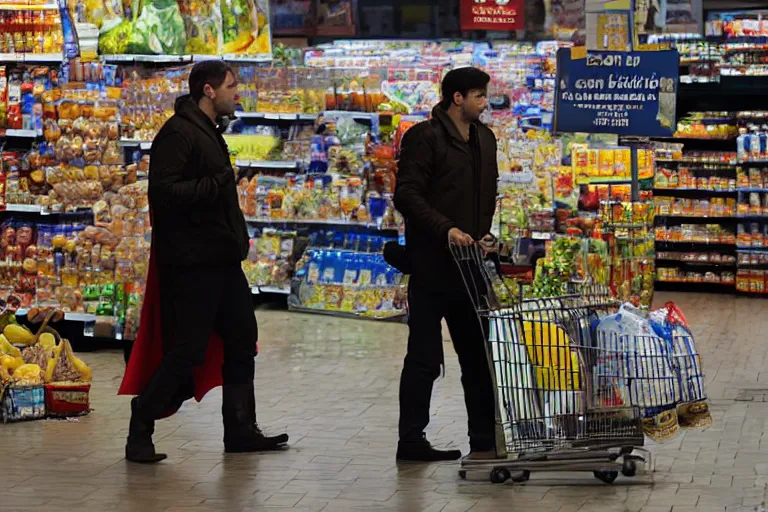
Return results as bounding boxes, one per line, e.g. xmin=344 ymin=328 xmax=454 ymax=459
xmin=0 ymin=308 xmax=92 ymax=422
xmin=81 ymin=0 xmax=272 ymax=57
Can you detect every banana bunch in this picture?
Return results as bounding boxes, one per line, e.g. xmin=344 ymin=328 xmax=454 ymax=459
xmin=45 ymin=339 xmax=92 ymax=383
xmin=3 ymin=324 xmax=36 ymax=346
xmin=0 ymin=334 xmax=22 ymax=358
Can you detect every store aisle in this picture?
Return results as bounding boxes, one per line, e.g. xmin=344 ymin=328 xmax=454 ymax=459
xmin=1 ymin=292 xmax=767 ymax=512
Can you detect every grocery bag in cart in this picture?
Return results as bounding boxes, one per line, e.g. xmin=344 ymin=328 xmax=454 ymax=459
xmin=649 ymin=302 xmax=711 ymax=431
xmin=596 ymin=302 xmax=711 ymax=441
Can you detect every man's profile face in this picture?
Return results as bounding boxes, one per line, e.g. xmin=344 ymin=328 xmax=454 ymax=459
xmin=458 ymin=88 xmax=488 ymax=122
xmin=212 ymin=71 xmax=240 ymax=117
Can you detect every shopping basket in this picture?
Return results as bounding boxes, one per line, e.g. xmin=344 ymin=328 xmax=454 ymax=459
xmin=450 ymin=244 xmax=653 ymax=484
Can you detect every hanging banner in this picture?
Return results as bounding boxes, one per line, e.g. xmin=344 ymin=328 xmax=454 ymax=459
xmin=460 ymin=0 xmax=525 ymax=31
xmin=554 ymin=48 xmax=679 ymax=137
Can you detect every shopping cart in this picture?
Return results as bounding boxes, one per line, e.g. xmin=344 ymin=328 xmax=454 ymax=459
xmin=451 ymin=243 xmax=654 ymax=484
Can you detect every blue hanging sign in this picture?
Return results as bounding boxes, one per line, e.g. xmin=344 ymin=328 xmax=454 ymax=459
xmin=554 ymin=48 xmax=679 ymax=137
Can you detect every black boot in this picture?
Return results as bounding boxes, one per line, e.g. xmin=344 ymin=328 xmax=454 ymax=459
xmin=222 ymin=383 xmax=288 ymax=453
xmin=396 ymin=434 xmax=462 ymax=462
xmin=125 ymin=397 xmax=168 ymax=464
xmin=125 ymin=367 xmax=183 ymax=464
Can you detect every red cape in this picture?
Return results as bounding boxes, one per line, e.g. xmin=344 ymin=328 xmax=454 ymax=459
xmin=118 ymin=241 xmax=225 ymax=416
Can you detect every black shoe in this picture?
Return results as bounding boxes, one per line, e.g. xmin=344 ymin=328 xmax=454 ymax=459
xmin=396 ymin=435 xmax=462 ymax=462
xmin=222 ymin=383 xmax=289 ymax=453
xmin=224 ymin=425 xmax=290 ymax=453
xmin=125 ymin=397 xmax=167 ymax=464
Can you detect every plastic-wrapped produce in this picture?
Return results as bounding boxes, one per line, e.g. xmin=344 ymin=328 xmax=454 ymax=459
xmin=178 ymin=0 xmax=223 ymax=55
xmin=220 ymin=0 xmax=270 ymax=55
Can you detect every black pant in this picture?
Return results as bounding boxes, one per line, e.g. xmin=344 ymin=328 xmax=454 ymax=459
xmin=138 ymin=263 xmax=257 ymax=417
xmin=398 ymin=276 xmax=496 ymax=451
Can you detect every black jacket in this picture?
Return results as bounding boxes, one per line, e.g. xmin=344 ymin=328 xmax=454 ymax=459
xmin=149 ymin=95 xmax=249 ymax=267
xmin=394 ymin=106 xmax=498 ymax=289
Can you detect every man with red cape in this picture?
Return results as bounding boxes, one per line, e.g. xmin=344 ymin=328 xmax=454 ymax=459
xmin=118 ymin=61 xmax=288 ymax=464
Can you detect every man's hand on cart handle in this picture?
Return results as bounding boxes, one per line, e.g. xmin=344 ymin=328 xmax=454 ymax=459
xmin=448 ymin=227 xmax=474 ymax=247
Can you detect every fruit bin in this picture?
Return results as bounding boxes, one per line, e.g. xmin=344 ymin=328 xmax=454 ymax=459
xmin=44 ymin=382 xmax=91 ymax=417
xmin=1 ymin=384 xmax=46 ymax=423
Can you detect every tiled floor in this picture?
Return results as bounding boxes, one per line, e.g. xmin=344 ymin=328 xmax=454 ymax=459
xmin=1 ymin=292 xmax=768 ymax=512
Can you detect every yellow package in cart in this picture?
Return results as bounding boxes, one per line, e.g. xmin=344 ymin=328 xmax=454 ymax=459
xmin=598 ymin=149 xmax=615 ymax=177
xmin=614 ymin=148 xmax=631 ymax=178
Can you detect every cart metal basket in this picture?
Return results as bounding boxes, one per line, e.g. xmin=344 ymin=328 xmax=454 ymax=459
xmin=451 ymin=244 xmax=654 ymax=484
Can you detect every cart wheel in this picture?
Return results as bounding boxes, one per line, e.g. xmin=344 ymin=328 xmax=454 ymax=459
xmin=490 ymin=468 xmax=511 ymax=484
xmin=511 ymin=470 xmax=531 ymax=483
xmin=458 ymin=470 xmax=467 ymax=480
xmin=593 ymin=471 xmax=619 ymax=484
xmin=621 ymin=459 xmax=637 ymax=477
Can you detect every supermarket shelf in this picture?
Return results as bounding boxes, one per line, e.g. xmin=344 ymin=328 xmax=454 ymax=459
xmin=656 ymin=279 xmax=735 ymax=285
xmin=221 ymin=53 xmax=272 ymax=63
xmin=2 ymin=129 xmax=40 ymax=138
xmin=119 ymin=139 xmax=153 ymax=150
xmin=259 ymin=286 xmax=291 ymax=295
xmin=736 ymin=215 xmax=768 ymax=220
xmin=235 ymin=112 xmax=317 ymax=121
xmin=22 ymin=53 xmax=63 ymax=62
xmin=656 ymin=259 xmax=736 ymax=268
xmin=0 ymin=52 xmax=62 ymax=63
xmin=655 ymin=214 xmax=737 ymax=222
xmin=235 ymin=159 xmax=301 ymax=169
xmin=653 ymin=188 xmax=737 ymax=195
xmin=322 ymin=110 xmax=379 ymax=122
xmin=15 ymin=309 xmax=98 ymax=322
xmin=656 ymin=241 xmax=737 ymax=251
xmin=738 ymin=188 xmax=768 ymax=193
xmin=738 ymin=160 xmax=768 ymax=166
xmin=655 ymin=158 xmax=737 ymax=166
xmin=244 ymin=217 xmax=392 ymax=231
xmin=576 ymin=178 xmax=633 ymax=185
xmin=4 ymin=204 xmax=41 ymax=213
xmin=2 ymin=204 xmax=95 ymax=215
xmin=102 ymin=54 xmax=193 ymax=63
xmin=736 ymin=289 xmax=768 ymax=297
xmin=0 ymin=2 xmax=58 ymax=10
xmin=737 ymin=246 xmax=768 ymax=251
xmin=736 ymin=263 xmax=768 ymax=270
